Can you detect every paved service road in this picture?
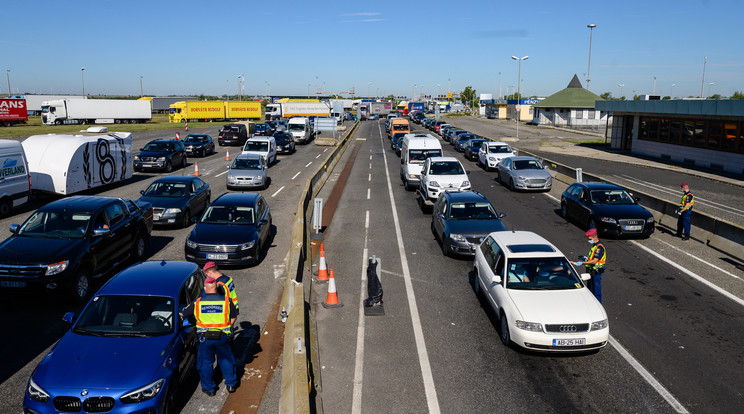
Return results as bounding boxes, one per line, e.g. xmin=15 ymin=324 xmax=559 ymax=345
xmin=312 ymin=119 xmax=744 ymax=413
xmin=0 ymin=123 xmax=345 ymax=413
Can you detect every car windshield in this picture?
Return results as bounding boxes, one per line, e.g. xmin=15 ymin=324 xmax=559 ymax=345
xmin=233 ymin=158 xmax=262 ymax=170
xmin=393 ymin=124 xmax=408 ymax=131
xmin=469 ymin=139 xmax=487 ymax=148
xmin=409 ymin=149 xmax=442 ymax=163
xmin=17 ymin=210 xmax=91 ymax=239
xmin=288 ymin=124 xmax=305 ymax=131
xmin=244 ymin=141 xmax=268 ymax=152
xmin=429 ymin=161 xmax=464 ymax=175
xmin=505 ymin=258 xmax=583 ymax=290
xmin=143 ymin=142 xmax=170 ymax=151
xmin=73 ymin=295 xmax=174 ymax=337
xmin=513 ymin=159 xmax=544 ymax=170
xmin=256 ymin=123 xmax=268 ymax=129
xmin=184 ymin=135 xmax=207 ymax=144
xmin=143 ymin=182 xmax=188 ymax=197
xmin=489 ymin=145 xmax=512 ymax=153
xmin=274 ymin=135 xmax=290 ymax=144
xmin=590 ymin=189 xmax=635 ymax=205
xmin=448 ymin=202 xmax=497 ymax=220
xmin=200 ymin=205 xmax=255 ymax=225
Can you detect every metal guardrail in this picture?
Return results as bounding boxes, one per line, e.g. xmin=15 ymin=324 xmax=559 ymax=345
xmin=278 ymin=122 xmax=359 ymax=413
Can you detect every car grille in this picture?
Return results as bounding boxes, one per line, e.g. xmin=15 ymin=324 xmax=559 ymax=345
xmin=140 ymin=157 xmax=158 ymax=162
xmin=84 ymin=396 xmax=115 ymax=412
xmin=0 ymin=264 xmax=46 ymax=277
xmin=618 ymin=219 xmax=645 ymax=232
xmin=197 ymin=243 xmax=239 ymax=253
xmin=152 ymin=207 xmax=165 ymax=215
xmin=466 ymin=236 xmax=485 ymax=244
xmin=53 ymin=396 xmax=82 ymax=412
xmin=526 ymin=178 xmax=548 ymax=185
xmin=545 ymin=323 xmax=589 ymax=333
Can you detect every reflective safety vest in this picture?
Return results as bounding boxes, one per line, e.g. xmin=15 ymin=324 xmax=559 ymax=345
xmin=587 ymin=242 xmax=606 ymax=270
xmin=679 ymin=192 xmax=694 ymax=210
xmin=194 ymin=295 xmax=231 ymax=334
xmin=217 ymin=275 xmax=239 ymax=310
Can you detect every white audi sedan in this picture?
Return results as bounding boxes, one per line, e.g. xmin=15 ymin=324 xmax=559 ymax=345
xmin=473 ymin=230 xmax=609 ymax=352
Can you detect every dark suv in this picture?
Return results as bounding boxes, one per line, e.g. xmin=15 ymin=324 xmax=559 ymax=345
xmin=218 ymin=123 xmax=254 ymax=146
xmin=134 ymin=139 xmax=187 ymax=173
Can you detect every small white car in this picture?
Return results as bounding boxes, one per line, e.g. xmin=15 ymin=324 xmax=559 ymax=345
xmin=477 ymin=141 xmax=517 ymax=171
xmin=473 ymin=230 xmax=609 ymax=352
xmin=418 ymin=157 xmax=471 ymax=205
xmin=242 ymin=136 xmax=277 ymax=165
xmin=226 ymin=153 xmax=268 ymax=190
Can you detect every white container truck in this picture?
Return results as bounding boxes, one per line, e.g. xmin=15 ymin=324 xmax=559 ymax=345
xmin=41 ymin=99 xmax=152 ymax=125
xmin=265 ymin=102 xmax=330 ymax=120
xmin=22 ymin=128 xmax=133 ymax=195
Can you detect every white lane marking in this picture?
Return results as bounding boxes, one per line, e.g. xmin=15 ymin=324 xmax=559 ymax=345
xmin=369 ymin=155 xmax=372 ymax=160
xmin=305 ymin=162 xmax=312 ymax=168
xmin=351 ymin=211 xmax=370 ymax=413
xmin=316 ymin=154 xmax=321 ymax=159
xmin=324 ymin=148 xmax=329 ymax=152
xmin=271 ymin=186 xmax=284 ymax=197
xmin=291 ymin=172 xmax=301 ymax=180
xmin=368 ymin=173 xmax=371 ymax=182
xmin=366 ymin=188 xmax=370 ymax=199
xmin=609 ymin=336 xmax=689 ymax=413
xmin=369 ymin=163 xmax=372 ymax=169
xmin=379 ymin=122 xmax=441 ymax=413
xmin=544 ymin=193 xmax=560 ymax=203
xmin=273 ymin=264 xmax=285 ymax=280
xmin=629 ymin=240 xmax=744 ymax=307
xmin=654 ymin=238 xmax=743 ymax=281
xmin=215 ymin=170 xmax=229 ymax=177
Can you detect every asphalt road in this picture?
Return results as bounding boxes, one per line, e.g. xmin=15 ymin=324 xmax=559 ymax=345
xmin=0 ymin=123 xmax=344 ymax=413
xmin=312 ymin=119 xmax=744 ymax=413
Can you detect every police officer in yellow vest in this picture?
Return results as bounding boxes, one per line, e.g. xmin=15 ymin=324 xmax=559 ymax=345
xmin=203 ymin=262 xmax=239 ymax=316
xmin=184 ymin=276 xmax=239 ymax=396
xmin=573 ymin=228 xmax=606 ymax=302
xmin=676 ymin=183 xmax=694 ymax=241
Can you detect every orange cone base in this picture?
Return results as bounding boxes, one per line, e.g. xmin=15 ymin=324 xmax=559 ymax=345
xmin=322 ymin=298 xmax=343 ymax=308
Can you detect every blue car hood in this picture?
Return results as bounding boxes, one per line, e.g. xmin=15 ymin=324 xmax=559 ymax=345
xmin=34 ymin=333 xmax=174 ymax=390
xmin=447 ymin=219 xmax=506 ymax=237
xmin=189 ymin=223 xmax=257 ymax=245
xmin=0 ymin=236 xmax=82 ymax=265
xmin=138 ymin=195 xmax=186 ymax=210
xmin=590 ymin=203 xmax=652 ymax=219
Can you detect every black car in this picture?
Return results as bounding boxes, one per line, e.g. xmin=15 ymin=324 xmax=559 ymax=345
xmin=274 ymin=131 xmax=296 ymax=154
xmin=464 ymin=138 xmax=488 ymax=161
xmin=134 ymin=139 xmax=187 ymax=173
xmin=138 ymin=176 xmax=211 ymax=228
xmin=432 ymin=190 xmax=506 ymax=257
xmin=184 ymin=192 xmax=272 ymax=266
xmin=391 ymin=132 xmax=407 ymax=150
xmin=218 ymin=123 xmax=253 ymax=146
xmin=560 ymin=182 xmax=655 ymax=237
xmin=183 ymin=134 xmax=215 ymax=157
xmin=413 ymin=112 xmax=426 ymax=123
xmin=255 ymin=123 xmax=271 ymax=136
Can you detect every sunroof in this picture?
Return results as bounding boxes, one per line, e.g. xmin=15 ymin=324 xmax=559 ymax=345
xmin=507 ymin=244 xmax=555 ymax=253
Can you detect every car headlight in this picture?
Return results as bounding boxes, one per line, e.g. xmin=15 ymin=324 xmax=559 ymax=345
xmin=157 ymin=157 xmax=166 ymax=162
xmin=461 ymin=181 xmax=470 ymax=187
xmin=133 ymin=155 xmax=140 ymax=161
xmin=515 ymin=176 xmax=526 ymax=181
xmin=46 ymin=260 xmax=69 ymax=276
xmin=591 ymin=319 xmax=608 ymax=330
xmin=600 ymin=217 xmax=617 ymax=224
xmin=408 ymin=174 xmax=417 ymax=179
xmin=120 ymin=378 xmax=164 ymax=404
xmin=162 ymin=208 xmax=181 ymax=216
xmin=646 ymin=217 xmax=655 ymax=223
xmin=449 ymin=233 xmax=466 ymax=242
xmin=429 ymin=181 xmax=440 ymax=188
xmin=239 ymin=240 xmax=256 ymax=251
xmin=227 ymin=176 xmax=237 ymax=183
xmin=253 ymin=176 xmax=262 ymax=183
xmin=515 ymin=320 xmax=543 ymax=332
xmin=186 ymin=239 xmax=197 ymax=249
xmin=27 ymin=377 xmax=50 ymax=403
xmin=488 ymin=156 xmax=496 ymax=161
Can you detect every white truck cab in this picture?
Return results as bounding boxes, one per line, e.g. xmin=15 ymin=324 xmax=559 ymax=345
xmin=242 ymin=136 xmax=277 ymax=166
xmin=399 ymin=133 xmax=442 ymax=190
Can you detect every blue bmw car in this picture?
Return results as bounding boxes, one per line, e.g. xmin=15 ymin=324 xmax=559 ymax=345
xmin=24 ymin=261 xmax=202 ymax=414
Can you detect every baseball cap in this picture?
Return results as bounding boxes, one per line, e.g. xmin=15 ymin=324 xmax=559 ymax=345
xmin=203 ymin=261 xmax=216 ymax=271
xmin=205 ymin=276 xmax=217 ymax=284
xmin=680 ymin=182 xmax=689 ymax=187
xmin=585 ymin=228 xmax=597 ymax=237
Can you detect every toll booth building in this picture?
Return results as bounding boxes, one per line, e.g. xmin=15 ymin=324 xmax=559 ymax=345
xmin=596 ymin=99 xmax=744 ymax=175
xmin=532 ymin=75 xmax=607 ymax=130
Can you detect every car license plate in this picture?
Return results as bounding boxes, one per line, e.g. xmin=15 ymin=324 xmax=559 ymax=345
xmin=530 ymin=184 xmax=543 ymax=188
xmin=0 ymin=281 xmax=27 ymax=288
xmin=623 ymin=225 xmax=642 ymax=231
xmin=153 ymin=214 xmax=161 ymax=220
xmin=207 ymin=254 xmax=228 ymax=260
xmin=553 ymin=338 xmax=585 ymax=347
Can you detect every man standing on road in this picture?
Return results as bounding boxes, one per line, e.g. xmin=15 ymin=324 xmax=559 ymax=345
xmin=182 ymin=276 xmax=239 ymax=396
xmin=574 ymin=228 xmax=606 ymax=302
xmin=203 ymin=262 xmax=239 ymax=315
xmin=676 ymin=183 xmax=694 ymax=241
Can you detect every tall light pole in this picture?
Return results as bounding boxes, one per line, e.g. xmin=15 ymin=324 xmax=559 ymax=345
xmin=700 ymin=56 xmax=707 ymax=98
xmin=6 ymin=69 xmax=10 ymax=97
xmin=420 ymin=85 xmax=424 ymax=99
xmin=437 ymin=84 xmax=441 ymax=100
xmin=708 ymin=82 xmax=715 ymax=98
xmin=81 ymin=67 xmax=86 ymax=96
xmin=307 ymin=84 xmax=310 ymax=99
xmin=498 ymin=71 xmax=502 ymax=99
xmin=139 ymin=76 xmax=143 ymax=97
xmin=511 ymin=55 xmax=528 ymax=138
xmin=448 ymin=78 xmax=451 ymax=100
xmin=618 ymin=83 xmax=624 ymax=99
xmin=671 ymin=83 xmax=676 ymax=98
xmin=653 ymin=76 xmax=657 ymax=95
xmin=413 ymin=84 xmax=416 ymax=100
xmin=368 ymin=81 xmax=372 ymax=99
xmin=237 ymin=75 xmax=242 ymax=101
xmin=586 ymin=24 xmax=596 ymax=90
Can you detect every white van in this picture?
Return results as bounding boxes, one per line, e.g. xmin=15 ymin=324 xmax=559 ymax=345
xmin=242 ymin=136 xmax=277 ymax=166
xmin=0 ymin=140 xmax=30 ymax=216
xmin=288 ymin=117 xmax=312 ymax=144
xmin=400 ymin=133 xmax=442 ymax=190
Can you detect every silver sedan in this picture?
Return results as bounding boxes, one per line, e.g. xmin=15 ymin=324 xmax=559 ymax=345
xmin=496 ymin=156 xmax=552 ymax=191
xmin=226 ymin=153 xmax=268 ymax=190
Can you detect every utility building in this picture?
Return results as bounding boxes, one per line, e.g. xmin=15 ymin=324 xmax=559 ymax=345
xmin=532 ymin=75 xmax=607 ymax=131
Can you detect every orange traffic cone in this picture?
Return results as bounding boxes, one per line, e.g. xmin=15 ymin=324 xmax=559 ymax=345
xmin=225 ymin=149 xmax=230 ymax=161
xmin=194 ymin=162 xmax=200 ymax=176
xmin=175 ymin=132 xmax=180 ymax=140
xmin=185 ymin=122 xmax=189 ymax=131
xmin=322 ymin=269 xmax=343 ymax=308
xmin=316 ymin=243 xmax=328 ymax=282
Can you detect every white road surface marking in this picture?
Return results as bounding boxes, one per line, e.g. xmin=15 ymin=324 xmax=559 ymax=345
xmin=271 ymin=186 xmax=284 ymax=197
xmin=291 ymin=172 xmax=301 ymax=180
xmin=305 ymin=162 xmax=312 ymax=168
xmin=351 ymin=211 xmax=370 ymax=413
xmin=215 ymin=170 xmax=229 ymax=177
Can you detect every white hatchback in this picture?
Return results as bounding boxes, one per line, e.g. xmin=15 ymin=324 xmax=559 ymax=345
xmin=473 ymin=230 xmax=609 ymax=352
xmin=478 ymin=141 xmax=517 ymax=171
xmin=418 ymin=156 xmax=471 ymax=203
xmin=242 ymin=136 xmax=277 ymax=165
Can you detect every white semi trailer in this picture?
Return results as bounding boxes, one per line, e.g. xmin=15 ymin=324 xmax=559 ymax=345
xmin=41 ymin=99 xmax=152 ymax=125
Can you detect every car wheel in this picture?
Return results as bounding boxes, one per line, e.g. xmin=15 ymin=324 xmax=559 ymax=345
xmin=181 ymin=157 xmax=187 ymax=169
xmin=71 ymin=269 xmax=91 ymax=304
xmin=132 ymin=233 xmax=147 ymax=261
xmin=496 ymin=171 xmax=501 ymax=183
xmin=499 ymin=312 xmax=511 ymax=346
xmin=561 ymin=203 xmax=568 ymax=219
xmin=163 ymin=380 xmax=178 ymax=414
xmin=441 ymin=236 xmax=449 ymax=257
xmin=255 ymin=240 xmax=262 ymax=263
xmin=473 ymin=270 xmax=481 ymax=296
xmin=181 ymin=209 xmax=191 ymax=228
xmin=0 ymin=198 xmax=12 ymax=217
xmin=509 ymin=178 xmax=515 ymax=191
xmin=164 ymin=161 xmax=172 ymax=173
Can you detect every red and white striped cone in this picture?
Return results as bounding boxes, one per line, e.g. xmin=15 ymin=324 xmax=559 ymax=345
xmin=315 ymin=243 xmax=328 ymax=282
xmin=175 ymin=132 xmax=180 ymax=140
xmin=185 ymin=122 xmax=189 ymax=131
xmin=322 ymin=269 xmax=343 ymax=308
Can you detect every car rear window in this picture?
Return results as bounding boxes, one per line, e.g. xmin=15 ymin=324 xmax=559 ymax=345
xmin=506 ymin=244 xmax=555 ymax=253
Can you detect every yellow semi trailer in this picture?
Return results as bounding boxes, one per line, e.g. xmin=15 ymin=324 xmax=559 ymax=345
xmin=168 ymin=101 xmax=262 ymax=123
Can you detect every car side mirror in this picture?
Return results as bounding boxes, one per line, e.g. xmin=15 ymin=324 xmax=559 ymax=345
xmin=140 ymin=190 xmax=145 ymax=195
xmin=498 ymin=212 xmax=507 ymax=219
xmin=9 ymin=224 xmax=18 ymax=233
xmin=581 ymin=273 xmax=591 ymax=281
xmin=634 ymin=197 xmax=641 ymax=202
xmin=437 ymin=213 xmax=445 ymax=219
xmin=62 ymin=312 xmax=75 ymax=324
xmin=491 ymin=275 xmax=502 ymax=284
xmin=191 ymin=216 xmax=199 ymax=223
xmin=93 ymin=228 xmax=110 ymax=237
xmin=226 ymin=165 xmax=231 ymax=169
xmin=259 ymin=219 xmax=269 ymax=225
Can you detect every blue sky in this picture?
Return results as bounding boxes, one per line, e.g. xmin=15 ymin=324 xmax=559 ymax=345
xmin=5 ymin=0 xmax=743 ymax=99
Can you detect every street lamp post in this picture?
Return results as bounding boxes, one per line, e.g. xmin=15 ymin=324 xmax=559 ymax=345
xmin=6 ymin=69 xmax=10 ymax=97
xmin=139 ymin=76 xmax=143 ymax=97
xmin=708 ymin=82 xmax=715 ymax=98
xmin=368 ymin=81 xmax=372 ymax=99
xmin=511 ymin=55 xmax=528 ymax=138
xmin=81 ymin=67 xmax=86 ymax=96
xmin=618 ymin=83 xmax=624 ymax=99
xmin=237 ymin=75 xmax=242 ymax=101
xmin=653 ymin=76 xmax=657 ymax=95
xmin=586 ymin=24 xmax=596 ymax=90
xmin=671 ymin=83 xmax=676 ymax=98
xmin=498 ymin=72 xmax=502 ymax=99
